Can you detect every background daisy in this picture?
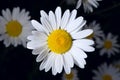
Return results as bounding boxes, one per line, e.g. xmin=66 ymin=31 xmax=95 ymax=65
xmin=0 ymin=7 xmax=33 ymax=47
xmin=92 ymin=63 xmax=120 ymax=80
xmin=96 ymin=33 xmax=120 ymax=58
xmin=27 ymin=6 xmax=95 ymax=75
xmin=62 ymin=68 xmax=79 ymax=80
xmin=84 ymin=21 xmax=104 ymax=40
xmin=76 ymin=0 xmax=102 ymax=13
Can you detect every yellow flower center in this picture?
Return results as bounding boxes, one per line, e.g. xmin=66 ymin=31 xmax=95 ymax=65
xmin=102 ymin=74 xmax=112 ymax=80
xmin=47 ymin=29 xmax=72 ymax=54
xmin=86 ymin=33 xmax=94 ymax=39
xmin=104 ymin=40 xmax=112 ymax=49
xmin=65 ymin=72 xmax=74 ymax=80
xmin=6 ymin=20 xmax=22 ymax=37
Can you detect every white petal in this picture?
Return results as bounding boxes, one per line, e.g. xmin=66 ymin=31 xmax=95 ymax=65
xmin=70 ymin=46 xmax=88 ymax=58
xmin=55 ymin=54 xmax=63 ymax=73
xmin=100 ymin=49 xmax=106 ymax=56
xmin=76 ymin=0 xmax=82 ymax=9
xmin=68 ymin=9 xmax=77 ymax=23
xmin=39 ymin=56 xmax=48 ymax=70
xmin=40 ymin=10 xmax=48 ymax=19
xmin=63 ymin=65 xmax=71 ymax=74
xmin=52 ymin=56 xmax=57 ymax=75
xmin=3 ymin=37 xmax=10 ymax=47
xmin=113 ymin=47 xmax=120 ymax=53
xmin=70 ymin=46 xmax=86 ymax=68
xmin=71 ymin=29 xmax=93 ymax=39
xmin=66 ymin=16 xmax=84 ymax=32
xmin=36 ymin=48 xmax=49 ymax=62
xmin=73 ymin=20 xmax=86 ymax=34
xmin=107 ymin=33 xmax=112 ymax=40
xmin=31 ymin=20 xmax=43 ymax=31
xmin=27 ymin=41 xmax=46 ymax=49
xmin=49 ymin=11 xmax=56 ymax=30
xmin=27 ymin=31 xmax=47 ymax=41
xmin=12 ymin=7 xmax=20 ymax=20
xmin=88 ymin=0 xmax=98 ymax=8
xmin=76 ymin=45 xmax=95 ymax=52
xmin=63 ymin=52 xmax=74 ymax=68
xmin=40 ymin=17 xmax=52 ymax=34
xmin=45 ymin=52 xmax=55 ymax=72
xmin=73 ymin=39 xmax=95 ymax=52
xmin=42 ymin=16 xmax=53 ymax=31
xmin=32 ymin=45 xmax=47 ymax=55
xmin=74 ymin=39 xmax=94 ymax=46
xmin=2 ymin=9 xmax=11 ymax=21
xmin=61 ymin=10 xmax=70 ymax=29
xmin=55 ymin=7 xmax=61 ymax=29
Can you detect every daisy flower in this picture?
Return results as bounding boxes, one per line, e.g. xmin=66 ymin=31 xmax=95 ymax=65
xmin=96 ymin=33 xmax=120 ymax=58
xmin=76 ymin=0 xmax=102 ymax=13
xmin=84 ymin=21 xmax=104 ymax=40
xmin=27 ymin=6 xmax=95 ymax=75
xmin=62 ymin=68 xmax=79 ymax=80
xmin=92 ymin=63 xmax=120 ymax=80
xmin=0 ymin=7 xmax=33 ymax=47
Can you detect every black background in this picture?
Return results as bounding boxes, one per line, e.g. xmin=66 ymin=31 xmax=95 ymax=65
xmin=0 ymin=0 xmax=120 ymax=80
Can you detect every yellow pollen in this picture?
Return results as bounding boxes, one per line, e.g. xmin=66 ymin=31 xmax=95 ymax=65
xmin=102 ymin=74 xmax=112 ymax=80
xmin=65 ymin=72 xmax=74 ymax=80
xmin=6 ymin=20 xmax=22 ymax=37
xmin=47 ymin=29 xmax=72 ymax=54
xmin=104 ymin=40 xmax=112 ymax=49
xmin=86 ymin=33 xmax=94 ymax=39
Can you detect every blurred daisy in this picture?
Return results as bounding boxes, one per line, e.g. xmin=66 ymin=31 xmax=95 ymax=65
xmin=93 ymin=63 xmax=120 ymax=80
xmin=84 ymin=21 xmax=103 ymax=40
xmin=62 ymin=68 xmax=79 ymax=80
xmin=0 ymin=7 xmax=33 ymax=47
xmin=76 ymin=0 xmax=102 ymax=13
xmin=96 ymin=33 xmax=120 ymax=58
xmin=27 ymin=6 xmax=95 ymax=75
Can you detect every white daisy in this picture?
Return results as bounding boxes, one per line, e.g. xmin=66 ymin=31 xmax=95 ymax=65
xmin=62 ymin=68 xmax=79 ymax=80
xmin=0 ymin=7 xmax=33 ymax=47
xmin=92 ymin=63 xmax=120 ymax=80
xmin=96 ymin=33 xmax=120 ymax=58
xmin=27 ymin=6 xmax=95 ymax=75
xmin=76 ymin=0 xmax=102 ymax=13
xmin=84 ymin=21 xmax=104 ymax=40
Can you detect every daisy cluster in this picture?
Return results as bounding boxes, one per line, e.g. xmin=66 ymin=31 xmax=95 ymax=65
xmin=0 ymin=0 xmax=120 ymax=80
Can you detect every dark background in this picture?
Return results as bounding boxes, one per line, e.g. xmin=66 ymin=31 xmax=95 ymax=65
xmin=0 ymin=0 xmax=120 ymax=80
